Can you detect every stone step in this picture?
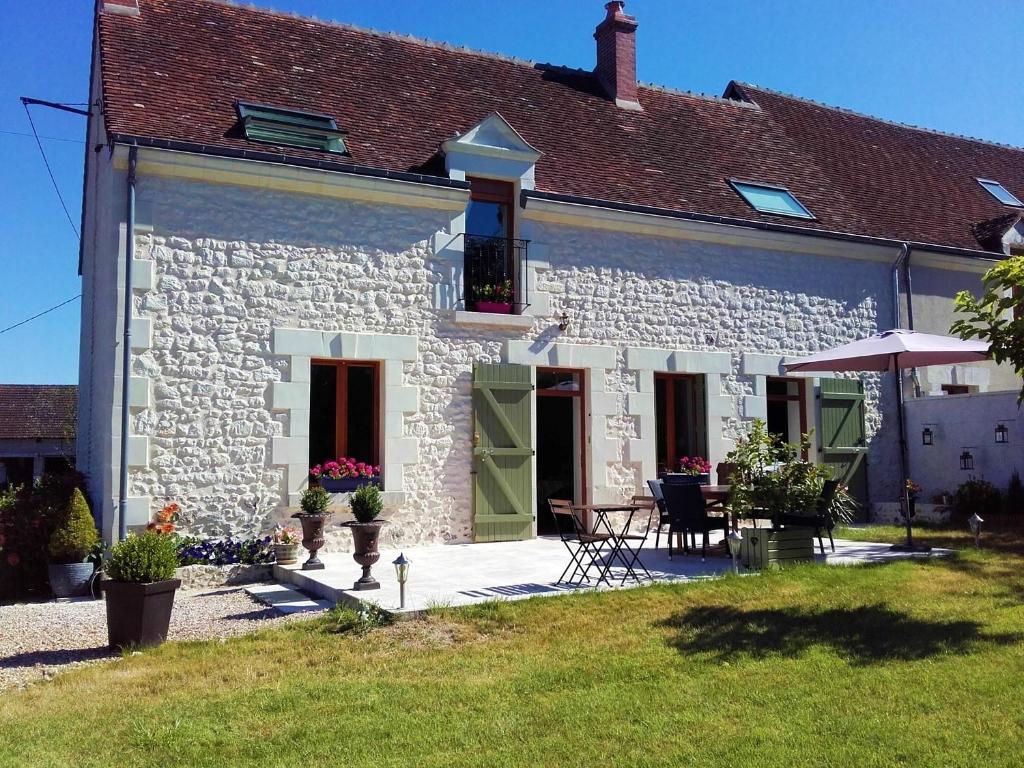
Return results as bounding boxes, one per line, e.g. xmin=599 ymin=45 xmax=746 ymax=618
xmin=245 ymin=583 xmax=331 ymax=615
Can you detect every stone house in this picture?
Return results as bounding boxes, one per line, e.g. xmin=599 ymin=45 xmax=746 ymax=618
xmin=0 ymin=385 xmax=76 ymax=489
xmin=78 ymin=0 xmax=1022 ymax=544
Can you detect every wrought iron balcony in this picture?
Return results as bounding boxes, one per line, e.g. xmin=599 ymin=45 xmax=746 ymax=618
xmin=462 ymin=234 xmax=529 ymax=314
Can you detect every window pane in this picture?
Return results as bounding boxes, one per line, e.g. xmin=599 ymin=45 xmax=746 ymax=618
xmin=536 ymin=370 xmax=580 ymax=392
xmin=979 ymin=180 xmax=1023 ymax=207
xmin=345 ymin=366 xmax=376 ymax=465
xmin=309 ymin=364 xmax=338 ymax=465
xmin=655 ymin=378 xmax=668 ymax=473
xmin=466 ymin=199 xmax=509 ymax=238
xmin=732 ymin=182 xmax=812 ymax=218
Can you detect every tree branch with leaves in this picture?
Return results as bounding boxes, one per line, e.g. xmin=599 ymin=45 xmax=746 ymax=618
xmin=950 ymin=255 xmax=1024 ymax=402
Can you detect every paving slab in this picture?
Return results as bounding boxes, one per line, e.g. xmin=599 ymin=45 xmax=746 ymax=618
xmin=245 ymin=583 xmax=331 ymax=615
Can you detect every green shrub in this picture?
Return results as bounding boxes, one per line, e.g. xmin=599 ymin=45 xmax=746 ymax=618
xmin=105 ymin=532 xmax=178 ymax=583
xmin=300 ymin=486 xmax=331 ymax=515
xmin=350 ymin=483 xmax=383 ymax=523
xmin=1005 ymin=471 xmax=1024 ymax=514
xmin=0 ymin=470 xmax=88 ymax=598
xmin=953 ymin=477 xmax=1002 ymax=518
xmin=48 ymin=488 xmax=99 ymax=564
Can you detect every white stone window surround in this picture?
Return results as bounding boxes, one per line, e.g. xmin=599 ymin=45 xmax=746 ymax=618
xmin=504 ymin=340 xmax=619 ymax=507
xmin=431 ymin=113 xmax=553 ymax=321
xmin=271 ymin=328 xmax=420 ymax=509
xmin=740 ymin=353 xmax=820 ymax=457
xmin=623 ymin=347 xmax=734 ymax=487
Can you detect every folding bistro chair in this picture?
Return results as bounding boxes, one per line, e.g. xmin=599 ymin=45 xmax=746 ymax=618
xmin=549 ymin=499 xmax=616 ymax=584
xmin=609 ymin=495 xmax=657 ymax=584
xmin=661 ymin=482 xmax=729 ymax=561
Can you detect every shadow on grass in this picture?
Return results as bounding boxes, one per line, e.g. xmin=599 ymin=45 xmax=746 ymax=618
xmin=657 ymin=604 xmax=1023 ymax=665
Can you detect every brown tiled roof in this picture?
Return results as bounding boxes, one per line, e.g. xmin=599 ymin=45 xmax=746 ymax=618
xmin=97 ymin=0 xmax=1024 ymax=253
xmin=0 ymin=385 xmax=77 ymax=441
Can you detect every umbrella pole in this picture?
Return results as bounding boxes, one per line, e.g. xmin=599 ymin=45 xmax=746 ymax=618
xmin=893 ymin=352 xmax=915 ymax=549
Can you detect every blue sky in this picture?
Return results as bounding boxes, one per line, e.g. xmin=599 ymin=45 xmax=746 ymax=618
xmin=1 ymin=0 xmax=1022 ymax=384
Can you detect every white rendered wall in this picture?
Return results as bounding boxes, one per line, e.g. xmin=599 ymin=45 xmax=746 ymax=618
xmin=102 ymin=172 xmax=924 ymax=548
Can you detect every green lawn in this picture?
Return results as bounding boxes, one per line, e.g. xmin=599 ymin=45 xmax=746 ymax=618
xmin=2 ymin=532 xmax=1023 ymax=767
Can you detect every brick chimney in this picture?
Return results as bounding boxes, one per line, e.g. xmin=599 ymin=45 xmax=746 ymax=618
xmin=594 ymin=1 xmax=640 ymax=110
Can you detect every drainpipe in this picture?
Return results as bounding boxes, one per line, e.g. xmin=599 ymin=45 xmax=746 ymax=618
xmin=902 ymin=250 xmax=923 ymax=396
xmin=116 ymin=145 xmax=138 ymax=542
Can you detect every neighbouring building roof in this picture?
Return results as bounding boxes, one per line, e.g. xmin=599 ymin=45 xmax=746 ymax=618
xmin=0 ymin=385 xmax=77 ymax=441
xmin=96 ymin=0 xmax=1024 ymax=253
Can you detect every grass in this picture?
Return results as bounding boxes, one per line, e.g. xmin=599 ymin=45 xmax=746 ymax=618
xmin=2 ymin=531 xmax=1023 ymax=767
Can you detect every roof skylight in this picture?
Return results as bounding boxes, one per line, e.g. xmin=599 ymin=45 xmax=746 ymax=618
xmin=977 ymin=178 xmax=1023 ymax=207
xmin=237 ymin=102 xmax=347 ymax=155
xmin=729 ymin=180 xmax=814 ymax=219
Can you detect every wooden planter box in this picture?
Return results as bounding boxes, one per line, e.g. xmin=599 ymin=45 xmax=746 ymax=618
xmin=740 ymin=527 xmax=814 ymax=570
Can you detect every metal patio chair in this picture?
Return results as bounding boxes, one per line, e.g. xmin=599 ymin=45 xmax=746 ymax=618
xmin=610 ymin=495 xmax=656 ymax=584
xmin=661 ymin=482 xmax=730 ymax=561
xmin=549 ymin=499 xmax=616 ymax=585
xmin=647 ymin=479 xmax=671 ymax=550
xmin=778 ymin=479 xmax=841 ymax=553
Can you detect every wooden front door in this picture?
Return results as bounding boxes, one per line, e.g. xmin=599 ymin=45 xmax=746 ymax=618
xmin=472 ymin=363 xmax=534 ymax=542
xmin=819 ymin=378 xmax=869 ymax=519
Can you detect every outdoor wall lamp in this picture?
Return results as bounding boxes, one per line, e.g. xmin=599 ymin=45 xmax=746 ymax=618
xmin=959 ymin=449 xmax=975 ymax=471
xmin=393 ymin=552 xmax=410 ymax=610
xmin=921 ymin=427 xmax=934 ymax=446
xmin=558 ymin=312 xmax=570 ymax=332
xmin=968 ymin=513 xmax=984 ymax=549
xmin=726 ymin=530 xmax=743 ymax=574
xmin=995 ymin=423 xmax=1009 ymax=444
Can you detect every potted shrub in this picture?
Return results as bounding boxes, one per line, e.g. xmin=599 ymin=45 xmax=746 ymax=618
xmin=342 ymin=483 xmax=385 ymax=591
xmin=47 ymin=487 xmax=100 ymax=598
xmin=292 ymin=486 xmax=333 ymax=570
xmin=271 ymin=524 xmax=301 ymax=565
xmin=474 ymin=279 xmax=514 ymax=314
xmin=310 ymin=458 xmax=380 ymax=493
xmin=103 ymin=531 xmax=181 ymax=649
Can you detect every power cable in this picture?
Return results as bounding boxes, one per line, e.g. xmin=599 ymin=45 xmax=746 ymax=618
xmin=21 ymin=101 xmax=82 ymax=240
xmin=0 ymin=295 xmax=81 ymax=336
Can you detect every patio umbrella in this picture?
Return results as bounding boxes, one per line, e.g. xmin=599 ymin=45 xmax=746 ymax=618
xmin=784 ymin=329 xmax=989 ymax=550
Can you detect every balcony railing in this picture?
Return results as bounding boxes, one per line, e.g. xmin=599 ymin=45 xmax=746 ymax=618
xmin=462 ymin=234 xmax=529 ymax=314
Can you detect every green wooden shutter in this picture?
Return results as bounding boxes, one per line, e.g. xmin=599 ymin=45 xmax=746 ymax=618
xmin=472 ymin=363 xmax=535 ymax=542
xmin=819 ymin=378 xmax=869 ymax=519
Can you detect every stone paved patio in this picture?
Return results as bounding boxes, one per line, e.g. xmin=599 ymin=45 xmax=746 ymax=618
xmin=275 ymin=534 xmax=951 ymax=614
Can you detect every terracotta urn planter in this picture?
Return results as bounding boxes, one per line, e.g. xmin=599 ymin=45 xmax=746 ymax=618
xmin=343 ymin=520 xmax=387 ymax=590
xmin=291 ymin=512 xmax=333 ymax=570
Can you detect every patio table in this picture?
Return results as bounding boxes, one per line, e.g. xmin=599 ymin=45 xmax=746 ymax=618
xmin=572 ymin=504 xmax=650 ymax=584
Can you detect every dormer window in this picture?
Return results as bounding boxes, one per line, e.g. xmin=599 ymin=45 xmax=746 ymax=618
xmin=977 ymin=178 xmax=1023 ymax=207
xmin=237 ymin=102 xmax=347 ymax=154
xmin=729 ymin=180 xmax=814 ymax=219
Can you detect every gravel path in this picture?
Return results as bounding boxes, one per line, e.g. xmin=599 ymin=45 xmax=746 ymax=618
xmin=0 ymin=585 xmax=317 ymax=691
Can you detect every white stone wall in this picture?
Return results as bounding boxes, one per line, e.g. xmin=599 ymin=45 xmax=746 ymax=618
xmin=119 ymin=175 xmax=906 ymax=547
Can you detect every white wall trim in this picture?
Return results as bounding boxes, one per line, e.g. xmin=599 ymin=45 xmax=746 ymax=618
xmin=271 ymin=328 xmax=420 ymax=508
xmin=115 ymin=146 xmax=469 ymax=213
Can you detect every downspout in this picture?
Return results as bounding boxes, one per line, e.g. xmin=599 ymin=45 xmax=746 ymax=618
xmin=902 ymin=250 xmax=923 ymax=396
xmin=890 ymin=243 xmax=911 ymax=514
xmin=116 ymin=145 xmax=138 ymax=542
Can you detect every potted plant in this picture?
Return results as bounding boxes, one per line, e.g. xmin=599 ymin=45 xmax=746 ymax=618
xmin=342 ymin=483 xmax=386 ymax=591
xmin=310 ymin=458 xmax=380 ymax=493
xmin=474 ymin=279 xmax=514 ymax=314
xmin=292 ymin=486 xmax=333 ymax=570
xmin=271 ymin=524 xmax=301 ymax=565
xmin=47 ymin=487 xmax=100 ymax=598
xmin=103 ymin=530 xmax=181 ymax=649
